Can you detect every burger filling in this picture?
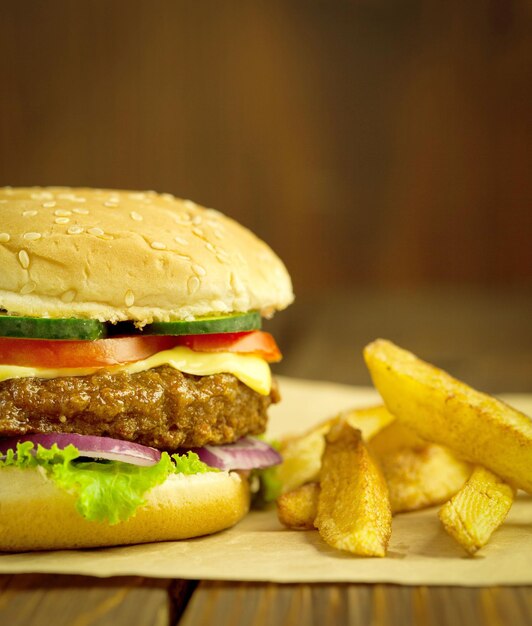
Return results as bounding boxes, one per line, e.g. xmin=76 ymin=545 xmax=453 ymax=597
xmin=0 ymin=327 xmax=284 ymax=523
xmin=0 ymin=366 xmax=280 ymax=449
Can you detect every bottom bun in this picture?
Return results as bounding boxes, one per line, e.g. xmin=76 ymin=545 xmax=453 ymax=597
xmin=0 ymin=467 xmax=250 ymax=551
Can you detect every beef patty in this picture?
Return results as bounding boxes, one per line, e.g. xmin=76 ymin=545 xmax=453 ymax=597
xmin=0 ymin=366 xmax=279 ymax=450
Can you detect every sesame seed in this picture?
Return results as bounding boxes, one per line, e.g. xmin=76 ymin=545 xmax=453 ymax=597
xmin=61 ymin=290 xmax=76 ymax=303
xmin=104 ymin=200 xmax=119 ymax=208
xmin=128 ymin=192 xmax=146 ymax=200
xmin=216 ymin=250 xmax=229 ymax=264
xmin=23 ymin=232 xmax=42 ymax=241
xmin=130 ymin=211 xmax=143 ymax=221
xmin=18 ymin=250 xmax=30 ymax=269
xmin=213 ymin=229 xmax=224 ymax=240
xmin=192 ymin=263 xmax=206 ymax=276
xmin=55 ymin=217 xmax=70 ymax=224
xmin=0 ymin=233 xmax=10 ymax=243
xmin=150 ymin=241 xmax=166 ymax=250
xmin=161 ymin=193 xmax=174 ymax=201
xmin=42 ymin=201 xmax=56 ymax=208
xmin=174 ymin=236 xmax=189 ymax=246
xmin=125 ymin=290 xmax=135 ymax=307
xmin=57 ymin=193 xmax=78 ymax=201
xmin=73 ymin=208 xmax=89 ymax=215
xmin=22 ymin=210 xmax=38 ymax=217
xmin=183 ymin=200 xmax=196 ymax=210
xmin=192 ymin=215 xmax=202 ymax=225
xmin=205 ymin=242 xmax=215 ymax=253
xmin=187 ymin=276 xmax=200 ymax=294
xmin=54 ymin=209 xmax=72 ymax=217
xmin=192 ymin=227 xmax=204 ymax=238
xmin=20 ymin=281 xmax=37 ymax=295
xmin=87 ymin=227 xmax=104 ymax=236
xmin=67 ymin=226 xmax=84 ymax=235
xmin=31 ymin=191 xmax=53 ymax=200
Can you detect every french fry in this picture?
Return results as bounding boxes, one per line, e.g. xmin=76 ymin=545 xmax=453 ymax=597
xmin=364 ymin=339 xmax=532 ymax=494
xmin=370 ymin=421 xmax=471 ymax=514
xmin=338 ymin=405 xmax=396 ymax=441
xmin=275 ymin=423 xmax=330 ymax=495
xmin=315 ymin=420 xmax=392 ymax=557
xmin=276 ymin=405 xmax=394 ymax=494
xmin=378 ymin=444 xmax=471 ymax=514
xmin=276 ymin=482 xmax=319 ymax=529
xmin=369 ymin=419 xmax=424 ymax=454
xmin=439 ymin=466 xmax=515 ymax=555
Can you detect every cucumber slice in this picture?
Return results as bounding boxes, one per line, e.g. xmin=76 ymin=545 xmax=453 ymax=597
xmin=0 ymin=314 xmax=105 ymax=340
xmin=139 ymin=311 xmax=261 ymax=335
xmin=0 ymin=311 xmax=261 ymax=340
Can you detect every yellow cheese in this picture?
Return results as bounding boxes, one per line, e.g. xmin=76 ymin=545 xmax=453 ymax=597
xmin=0 ymin=346 xmax=272 ymax=395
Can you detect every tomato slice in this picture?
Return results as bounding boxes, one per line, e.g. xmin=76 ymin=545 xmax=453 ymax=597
xmin=177 ymin=331 xmax=282 ymax=363
xmin=0 ymin=331 xmax=282 ymax=368
xmin=0 ymin=336 xmax=179 ymax=369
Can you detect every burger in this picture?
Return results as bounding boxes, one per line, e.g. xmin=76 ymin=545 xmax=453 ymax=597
xmin=0 ymin=187 xmax=293 ymax=551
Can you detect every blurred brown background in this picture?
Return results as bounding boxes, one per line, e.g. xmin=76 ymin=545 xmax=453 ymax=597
xmin=1 ymin=1 xmax=531 ymax=391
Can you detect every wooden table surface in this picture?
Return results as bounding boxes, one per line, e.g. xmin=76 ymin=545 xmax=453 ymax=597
xmin=1 ymin=287 xmax=531 ymax=626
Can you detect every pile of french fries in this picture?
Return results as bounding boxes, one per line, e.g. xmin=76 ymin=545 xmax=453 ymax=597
xmin=275 ymin=339 xmax=532 ymax=557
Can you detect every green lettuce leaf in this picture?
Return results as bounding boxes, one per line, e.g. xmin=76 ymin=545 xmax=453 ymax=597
xmin=251 ymin=465 xmax=283 ymax=509
xmin=171 ymin=451 xmax=213 ymax=475
xmin=0 ymin=443 xmax=214 ymax=524
xmin=250 ymin=438 xmax=283 ymax=508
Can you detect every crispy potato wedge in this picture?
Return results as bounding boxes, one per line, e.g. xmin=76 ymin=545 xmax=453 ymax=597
xmin=378 ymin=443 xmax=471 ymax=514
xmin=439 ymin=466 xmax=515 ymax=555
xmin=369 ymin=419 xmax=425 ymax=455
xmin=277 ymin=482 xmax=319 ymax=530
xmin=275 ymin=422 xmax=330 ymax=495
xmin=370 ymin=420 xmax=471 ymax=514
xmin=276 ymin=405 xmax=394 ymax=494
xmin=364 ymin=339 xmax=532 ymax=494
xmin=315 ymin=420 xmax=392 ymax=557
xmin=331 ymin=405 xmax=396 ymax=441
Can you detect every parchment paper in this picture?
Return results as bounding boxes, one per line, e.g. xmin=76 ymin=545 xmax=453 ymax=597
xmin=1 ymin=376 xmax=531 ymax=586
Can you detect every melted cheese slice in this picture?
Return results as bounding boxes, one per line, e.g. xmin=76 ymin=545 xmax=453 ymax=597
xmin=0 ymin=346 xmax=272 ymax=395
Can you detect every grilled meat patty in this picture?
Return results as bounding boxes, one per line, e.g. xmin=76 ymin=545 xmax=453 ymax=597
xmin=0 ymin=366 xmax=279 ymax=450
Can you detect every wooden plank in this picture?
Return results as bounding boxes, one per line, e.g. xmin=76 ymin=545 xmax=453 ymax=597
xmin=179 ymin=582 xmax=532 ymax=626
xmin=1 ymin=2 xmax=531 ymax=293
xmin=0 ymin=574 xmax=194 ymax=626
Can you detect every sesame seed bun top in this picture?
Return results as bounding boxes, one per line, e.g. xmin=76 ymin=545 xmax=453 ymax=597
xmin=0 ymin=187 xmax=294 ymax=324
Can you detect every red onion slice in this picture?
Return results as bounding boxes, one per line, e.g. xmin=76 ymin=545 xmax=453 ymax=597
xmin=0 ymin=433 xmax=161 ymax=467
xmin=187 ymin=436 xmax=282 ymax=471
xmin=0 ymin=434 xmax=281 ymax=471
